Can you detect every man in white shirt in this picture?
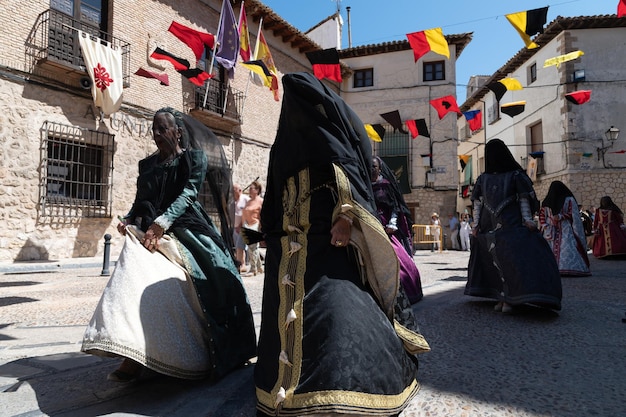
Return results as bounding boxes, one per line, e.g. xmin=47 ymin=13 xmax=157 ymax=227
xmin=233 ymin=183 xmax=249 ymax=272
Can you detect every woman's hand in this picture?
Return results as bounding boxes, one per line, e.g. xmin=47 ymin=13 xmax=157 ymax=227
xmin=330 ymin=216 xmax=351 ymax=248
xmin=117 ymin=221 xmax=127 ymax=236
xmin=524 ymin=219 xmax=538 ymax=231
xmin=142 ymin=223 xmax=165 ymax=252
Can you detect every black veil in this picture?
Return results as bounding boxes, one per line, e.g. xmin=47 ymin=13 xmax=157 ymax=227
xmin=373 ymin=155 xmax=414 ymax=226
xmin=542 ymin=181 xmax=575 ymax=213
xmin=262 ymin=72 xmax=376 ymax=231
xmin=485 ymin=138 xmax=523 ymax=174
xmin=178 ymin=111 xmax=234 ymax=252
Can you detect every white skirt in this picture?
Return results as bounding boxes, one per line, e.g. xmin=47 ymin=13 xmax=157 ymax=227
xmin=81 ymin=226 xmax=212 ymax=379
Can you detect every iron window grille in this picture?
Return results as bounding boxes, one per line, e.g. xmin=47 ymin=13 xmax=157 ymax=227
xmin=372 ymin=125 xmax=413 ymax=193
xmin=26 ymin=8 xmax=131 ymax=87
xmin=40 ymin=121 xmax=114 ymax=218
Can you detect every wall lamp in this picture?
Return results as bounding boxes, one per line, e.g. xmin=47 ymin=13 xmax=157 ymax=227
xmin=597 ymin=125 xmax=620 ymax=162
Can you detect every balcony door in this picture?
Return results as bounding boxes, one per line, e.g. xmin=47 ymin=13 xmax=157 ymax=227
xmin=51 ymin=0 xmax=108 ymax=31
xmin=48 ymin=0 xmax=109 ymax=69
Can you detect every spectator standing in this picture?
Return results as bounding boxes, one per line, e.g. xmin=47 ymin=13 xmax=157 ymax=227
xmin=459 ymin=213 xmax=472 ymax=251
xmin=232 ymin=183 xmax=249 ymax=272
xmin=430 ymin=212 xmax=441 ymax=251
xmin=448 ymin=213 xmax=460 ymax=250
xmin=242 ymin=180 xmax=264 ymax=276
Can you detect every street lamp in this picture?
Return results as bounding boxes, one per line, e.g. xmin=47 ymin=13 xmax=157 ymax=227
xmin=597 ymin=126 xmax=620 ymax=164
xmin=605 ymin=126 xmax=620 ymax=142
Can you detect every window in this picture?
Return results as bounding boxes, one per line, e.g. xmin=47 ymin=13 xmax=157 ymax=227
xmin=51 ymin=0 xmax=108 ymax=31
xmin=41 ymin=121 xmax=114 ymax=217
xmin=529 ymin=121 xmax=545 ymax=175
xmin=529 ymin=62 xmax=537 ymax=84
xmin=487 ymin=101 xmax=500 ymax=124
xmin=423 ymin=61 xmax=445 ymax=81
xmin=372 ymin=127 xmax=412 ymax=194
xmin=197 ymin=48 xmax=230 ymax=114
xmin=530 ymin=121 xmax=543 ymax=152
xmin=353 ymin=68 xmax=373 ymax=88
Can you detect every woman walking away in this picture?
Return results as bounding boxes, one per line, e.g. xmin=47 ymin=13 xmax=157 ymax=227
xmin=592 ymin=195 xmax=626 ymax=259
xmin=539 ymin=180 xmax=590 ymax=276
xmin=465 ymin=139 xmax=561 ymax=314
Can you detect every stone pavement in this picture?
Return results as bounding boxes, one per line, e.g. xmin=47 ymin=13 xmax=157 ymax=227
xmin=1 ymin=250 xmax=625 ymax=416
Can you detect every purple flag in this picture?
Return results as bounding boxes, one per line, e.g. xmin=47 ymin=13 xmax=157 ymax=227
xmin=215 ymin=0 xmax=239 ymax=79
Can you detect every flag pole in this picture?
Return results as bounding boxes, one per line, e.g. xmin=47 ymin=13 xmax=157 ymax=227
xmin=223 ymin=0 xmax=247 ymax=116
xmin=254 ymin=17 xmax=263 ymax=60
xmin=222 ymin=78 xmax=230 ymax=115
xmin=203 ymin=0 xmax=226 ymax=108
xmin=240 ymin=1 xmax=253 ymax=114
xmin=241 ymin=16 xmax=262 ymax=113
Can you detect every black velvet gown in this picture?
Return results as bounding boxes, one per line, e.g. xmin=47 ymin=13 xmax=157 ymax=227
xmin=255 ymin=73 xmax=429 ymax=416
xmin=466 ymin=170 xmax=562 ymax=310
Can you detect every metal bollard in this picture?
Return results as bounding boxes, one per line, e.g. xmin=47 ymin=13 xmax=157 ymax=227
xmin=101 ymin=233 xmax=112 ymax=276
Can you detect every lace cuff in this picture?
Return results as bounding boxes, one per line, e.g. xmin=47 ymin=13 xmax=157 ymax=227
xmin=471 ymin=200 xmax=482 ymax=229
xmin=519 ymin=197 xmax=533 ymax=222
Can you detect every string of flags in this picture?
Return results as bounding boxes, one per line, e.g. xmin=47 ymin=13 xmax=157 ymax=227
xmin=463 ymin=110 xmax=482 ymax=132
xmin=306 ymin=48 xmax=342 ymax=83
xmin=133 ymin=1 xmax=281 ymax=101
xmin=127 ymin=1 xmax=620 ymax=117
xmin=544 ymin=50 xmax=584 ymax=68
xmin=565 ymin=90 xmax=592 ymax=105
xmin=505 ymin=7 xmax=548 ymax=49
xmin=380 ymin=110 xmax=408 ymax=133
xmin=244 ymin=15 xmax=280 ymax=101
xmin=406 ymin=28 xmax=450 ymax=61
xmin=430 ymin=96 xmax=461 ymax=120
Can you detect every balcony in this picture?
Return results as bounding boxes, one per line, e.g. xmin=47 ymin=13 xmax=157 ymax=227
xmin=190 ymin=79 xmax=244 ymax=130
xmin=26 ymin=8 xmax=130 ymax=90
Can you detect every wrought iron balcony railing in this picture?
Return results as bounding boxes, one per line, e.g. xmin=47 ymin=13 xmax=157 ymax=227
xmin=194 ymin=79 xmax=244 ymax=123
xmin=26 ymin=8 xmax=131 ymax=87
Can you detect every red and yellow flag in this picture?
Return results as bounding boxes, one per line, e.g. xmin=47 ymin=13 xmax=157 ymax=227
xmin=253 ymin=27 xmax=279 ymax=101
xmin=406 ymin=28 xmax=449 ymax=62
xmin=238 ymin=2 xmax=251 ymax=62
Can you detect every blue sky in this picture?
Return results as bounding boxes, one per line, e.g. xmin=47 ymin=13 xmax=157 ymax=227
xmin=260 ymin=0 xmax=618 ymax=102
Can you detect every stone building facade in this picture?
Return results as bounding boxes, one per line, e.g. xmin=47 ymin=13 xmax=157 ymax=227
xmin=0 ymin=0 xmax=336 ymax=262
xmin=338 ymin=35 xmax=473 ymax=229
xmin=458 ymin=15 xmax=626 ymax=215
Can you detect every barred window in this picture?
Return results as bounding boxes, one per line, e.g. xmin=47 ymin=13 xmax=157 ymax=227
xmin=372 ymin=126 xmax=412 ymax=194
xmin=40 ymin=121 xmax=114 ymax=218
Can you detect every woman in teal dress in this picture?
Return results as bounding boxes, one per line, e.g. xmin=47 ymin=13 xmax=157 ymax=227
xmin=82 ymin=108 xmax=256 ymax=382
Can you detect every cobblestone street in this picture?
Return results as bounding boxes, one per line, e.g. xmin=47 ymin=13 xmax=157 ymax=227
xmin=1 ymin=251 xmax=625 ymax=416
